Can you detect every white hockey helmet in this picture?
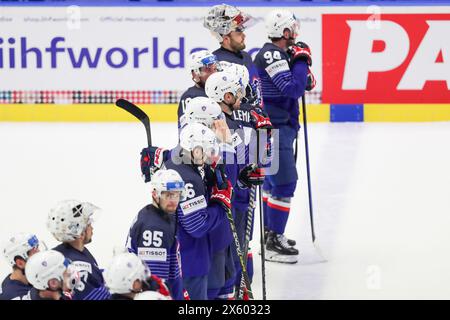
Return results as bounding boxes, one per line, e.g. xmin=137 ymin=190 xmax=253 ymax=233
xmin=219 ymin=61 xmax=250 ymax=89
xmin=104 ymin=252 xmax=150 ymax=294
xmin=47 ymin=200 xmax=100 ymax=242
xmin=25 ymin=250 xmax=70 ymax=291
xmin=203 ymin=4 xmax=255 ymax=42
xmin=265 ymin=9 xmax=300 ymax=39
xmin=134 ymin=290 xmax=171 ymax=300
xmin=150 ymin=169 xmax=186 ymax=201
xmin=205 ymin=70 xmax=247 ymax=103
xmin=179 ymin=122 xmax=220 ymax=156
xmin=1 ymin=233 xmax=40 ymax=266
xmin=183 ymin=97 xmax=224 ymax=129
xmin=188 ymin=50 xmax=221 ymax=75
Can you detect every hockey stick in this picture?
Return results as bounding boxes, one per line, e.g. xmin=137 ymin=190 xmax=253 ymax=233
xmin=115 ymin=98 xmax=152 ymax=147
xmin=215 ymin=167 xmax=253 ymax=300
xmin=235 ymin=184 xmax=256 ymax=300
xmin=300 ymin=95 xmax=327 ymax=262
xmin=225 ymin=206 xmax=254 ymax=300
xmin=256 ymin=131 xmax=267 ymax=299
xmin=237 ymin=130 xmax=268 ymax=299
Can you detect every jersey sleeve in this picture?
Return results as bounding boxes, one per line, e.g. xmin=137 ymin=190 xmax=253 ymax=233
xmin=125 ymin=215 xmax=139 ymax=254
xmin=261 ymin=48 xmax=308 ymax=99
xmin=177 ymin=180 xmax=226 ymax=238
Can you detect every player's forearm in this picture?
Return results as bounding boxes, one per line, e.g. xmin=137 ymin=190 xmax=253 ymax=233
xmin=280 ymin=62 xmax=309 ymax=99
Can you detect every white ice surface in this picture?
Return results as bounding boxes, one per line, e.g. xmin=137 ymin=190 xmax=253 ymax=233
xmin=1 ymin=121 xmax=450 ymax=299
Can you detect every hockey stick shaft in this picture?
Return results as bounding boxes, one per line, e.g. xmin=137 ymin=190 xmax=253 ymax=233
xmin=115 ymin=98 xmax=152 ymax=147
xmin=301 ymin=95 xmax=316 ymax=243
xmin=236 ymin=184 xmax=256 ymax=300
xmin=224 ymin=207 xmax=254 ymax=300
xmin=257 ymin=131 xmax=267 ymax=300
xmin=237 ymin=130 xmax=268 ymax=300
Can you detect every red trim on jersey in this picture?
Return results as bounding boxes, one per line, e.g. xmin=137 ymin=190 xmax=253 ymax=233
xmin=267 ymin=201 xmax=290 ymax=212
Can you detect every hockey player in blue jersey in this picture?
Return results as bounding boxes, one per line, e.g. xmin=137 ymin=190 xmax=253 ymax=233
xmin=46 ymin=200 xmax=111 ymax=299
xmin=104 ymin=252 xmax=172 ymax=300
xmin=125 ymin=169 xmax=187 ymax=300
xmin=203 ymin=3 xmax=260 ymax=113
xmin=140 ymin=96 xmax=226 ymax=185
xmin=0 ymin=233 xmax=41 ymax=300
xmin=254 ymin=9 xmax=316 ymax=264
xmin=205 ymin=69 xmax=266 ymax=299
xmin=23 ymin=250 xmax=78 ymax=300
xmin=140 ymin=51 xmax=221 ymax=184
xmin=204 ymin=5 xmax=273 ymax=290
xmin=178 ymin=50 xmax=221 ymax=130
xmin=163 ymin=123 xmax=232 ymax=300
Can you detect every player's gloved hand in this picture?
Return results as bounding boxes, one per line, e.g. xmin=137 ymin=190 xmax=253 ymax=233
xmin=140 ymin=146 xmax=168 ymax=183
xmin=143 ymin=275 xmax=172 ymax=298
xmin=306 ymin=68 xmax=316 ymax=91
xmin=238 ymin=164 xmax=265 ymax=188
xmin=210 ymin=164 xmax=233 ymax=210
xmin=210 ymin=180 xmax=233 ymax=210
xmin=287 ymin=41 xmax=312 ymax=67
xmin=250 ymin=108 xmax=273 ymax=130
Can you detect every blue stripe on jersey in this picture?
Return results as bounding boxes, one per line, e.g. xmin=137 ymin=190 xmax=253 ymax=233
xmin=83 ymin=286 xmax=110 ymax=300
xmin=179 ymin=213 xmax=206 ymax=233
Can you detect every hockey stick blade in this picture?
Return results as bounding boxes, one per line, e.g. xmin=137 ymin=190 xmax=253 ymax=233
xmin=115 ymin=98 xmax=152 ymax=147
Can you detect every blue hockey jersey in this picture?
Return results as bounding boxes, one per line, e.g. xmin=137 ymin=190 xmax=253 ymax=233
xmin=53 ymin=243 xmax=110 ymax=300
xmin=0 ymin=275 xmax=31 ymax=300
xmin=126 ymin=204 xmax=184 ymax=300
xmin=164 ymin=158 xmax=227 ymax=278
xmin=177 ymin=85 xmax=207 ymax=130
xmin=213 ymin=46 xmax=262 ymax=128
xmin=213 ymin=47 xmax=261 ymax=212
xmin=254 ymin=42 xmax=308 ymax=130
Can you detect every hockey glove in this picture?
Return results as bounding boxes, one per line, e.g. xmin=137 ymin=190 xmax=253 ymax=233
xmin=306 ymin=68 xmax=317 ymax=91
xmin=143 ymin=274 xmax=172 ymax=299
xmin=210 ymin=180 xmax=233 ymax=210
xmin=210 ymin=165 xmax=233 ymax=210
xmin=250 ymin=108 xmax=273 ymax=130
xmin=238 ymin=164 xmax=265 ymax=188
xmin=140 ymin=146 xmax=168 ymax=183
xmin=287 ymin=41 xmax=312 ymax=67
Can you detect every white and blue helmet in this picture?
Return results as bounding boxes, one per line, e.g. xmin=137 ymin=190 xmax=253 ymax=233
xmin=179 ymin=123 xmax=220 ymax=157
xmin=182 ymin=97 xmax=224 ymax=129
xmin=150 ymin=169 xmax=186 ymax=201
xmin=265 ymin=9 xmax=300 ymax=39
xmin=25 ymin=250 xmax=71 ymax=291
xmin=188 ymin=50 xmax=220 ymax=75
xmin=205 ymin=70 xmax=248 ymax=103
xmin=104 ymin=252 xmax=150 ymax=295
xmin=1 ymin=233 xmax=40 ymax=266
